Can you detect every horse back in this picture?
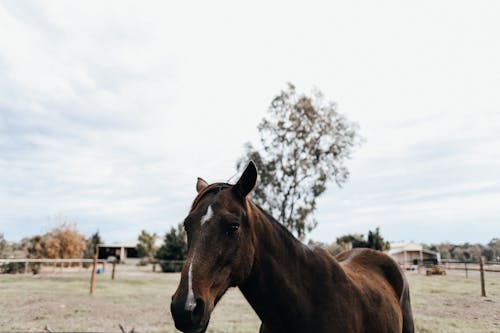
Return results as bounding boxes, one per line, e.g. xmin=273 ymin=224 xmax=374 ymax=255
xmin=336 ymin=248 xmax=414 ymax=333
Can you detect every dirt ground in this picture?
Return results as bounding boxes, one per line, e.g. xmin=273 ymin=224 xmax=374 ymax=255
xmin=0 ymin=265 xmax=498 ymax=332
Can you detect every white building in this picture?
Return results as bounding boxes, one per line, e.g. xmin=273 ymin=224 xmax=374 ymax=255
xmin=97 ymin=243 xmax=139 ymax=264
xmin=387 ymin=242 xmax=440 ymax=267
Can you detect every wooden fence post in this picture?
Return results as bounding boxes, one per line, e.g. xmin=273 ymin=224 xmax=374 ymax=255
xmin=89 ymin=246 xmax=98 ymax=295
xmin=464 ymin=261 xmax=468 ymax=279
xmin=111 ymin=261 xmax=116 ymax=280
xmin=24 ymin=262 xmax=28 ymax=274
xmin=479 ymin=256 xmax=486 ymax=297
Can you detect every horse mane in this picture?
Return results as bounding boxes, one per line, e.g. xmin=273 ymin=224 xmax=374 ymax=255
xmin=253 ymin=204 xmax=308 ymax=253
xmin=190 ymin=182 xmax=232 ymax=212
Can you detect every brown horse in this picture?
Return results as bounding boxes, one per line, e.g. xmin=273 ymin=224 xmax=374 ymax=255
xmin=171 ymin=161 xmax=414 ymax=333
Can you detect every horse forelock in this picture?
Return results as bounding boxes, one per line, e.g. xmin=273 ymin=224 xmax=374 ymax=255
xmin=190 ymin=183 xmax=232 ymax=212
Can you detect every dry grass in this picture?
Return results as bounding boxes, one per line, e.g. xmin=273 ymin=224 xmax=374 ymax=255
xmin=0 ymin=265 xmax=498 ymax=332
xmin=408 ymin=270 xmax=500 ymax=333
xmin=0 ymin=265 xmax=259 ymax=333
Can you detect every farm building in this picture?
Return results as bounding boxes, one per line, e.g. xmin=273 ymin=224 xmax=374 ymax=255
xmin=387 ymin=242 xmax=440 ymax=267
xmin=97 ymin=243 xmax=139 ymax=264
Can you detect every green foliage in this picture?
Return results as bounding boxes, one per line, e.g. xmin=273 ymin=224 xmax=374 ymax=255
xmin=336 ymin=233 xmax=367 ymax=249
xmin=336 ymin=227 xmax=390 ymax=251
xmin=84 ymin=231 xmax=102 ymax=259
xmin=238 ymin=83 xmax=360 ymax=239
xmin=367 ymin=227 xmax=390 ymax=251
xmin=1 ymin=262 xmax=25 ymax=274
xmin=137 ymin=230 xmax=158 ymax=259
xmin=156 ymin=223 xmax=187 ymax=272
xmin=0 ymin=233 xmax=7 ymax=258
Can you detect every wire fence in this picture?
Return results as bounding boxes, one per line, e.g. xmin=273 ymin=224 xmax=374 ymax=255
xmin=0 ymin=258 xmax=186 ymax=275
xmin=0 ymin=258 xmax=108 ymax=274
xmin=441 ymin=259 xmax=500 ymax=273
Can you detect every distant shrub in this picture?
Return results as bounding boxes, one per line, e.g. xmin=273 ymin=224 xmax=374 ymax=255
xmin=137 ymin=258 xmax=151 ymax=266
xmin=159 ymin=261 xmax=184 ymax=273
xmin=336 ymin=227 xmax=390 ymax=251
xmin=44 ymin=223 xmax=85 ymax=259
xmin=0 ymin=262 xmax=40 ymax=274
xmin=156 ymin=224 xmax=187 ymax=273
xmin=1 ymin=262 xmax=24 ymax=274
xmin=26 ymin=223 xmax=86 ymax=260
xmin=307 ymin=239 xmax=349 ymax=257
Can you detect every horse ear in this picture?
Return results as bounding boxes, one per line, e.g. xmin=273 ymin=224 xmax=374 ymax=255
xmin=233 ymin=161 xmax=258 ymax=198
xmin=196 ymin=177 xmax=209 ymax=193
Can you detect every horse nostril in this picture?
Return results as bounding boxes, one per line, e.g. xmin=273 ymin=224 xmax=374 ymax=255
xmin=171 ymin=296 xmax=207 ymax=331
xmin=191 ymin=298 xmax=205 ymax=324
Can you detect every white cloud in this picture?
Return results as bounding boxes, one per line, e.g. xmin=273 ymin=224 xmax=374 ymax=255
xmin=1 ymin=0 xmax=499 ymax=244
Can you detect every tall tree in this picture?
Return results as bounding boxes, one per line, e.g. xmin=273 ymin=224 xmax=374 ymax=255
xmin=156 ymin=224 xmax=187 ymax=272
xmin=366 ymin=227 xmax=390 ymax=251
xmin=336 ymin=228 xmax=390 ymax=251
xmin=84 ymin=231 xmax=102 ymax=259
xmin=238 ymin=83 xmax=360 ymax=239
xmin=137 ymin=230 xmax=158 ymax=259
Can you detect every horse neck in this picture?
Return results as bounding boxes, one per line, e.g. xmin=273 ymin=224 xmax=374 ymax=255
xmin=238 ymin=203 xmax=346 ymax=328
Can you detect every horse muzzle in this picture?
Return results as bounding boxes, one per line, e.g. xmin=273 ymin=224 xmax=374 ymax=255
xmin=171 ymin=296 xmax=210 ymax=333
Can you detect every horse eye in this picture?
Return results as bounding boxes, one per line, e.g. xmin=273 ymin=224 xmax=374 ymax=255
xmin=225 ymin=223 xmax=239 ymax=235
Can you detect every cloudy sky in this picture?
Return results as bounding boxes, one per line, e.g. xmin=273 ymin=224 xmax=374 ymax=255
xmin=1 ymin=0 xmax=499 ymax=244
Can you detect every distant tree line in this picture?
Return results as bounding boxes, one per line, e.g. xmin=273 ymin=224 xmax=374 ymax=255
xmin=133 ymin=225 xmax=187 ymax=272
xmin=309 ymin=227 xmax=391 ymax=256
xmin=0 ymin=222 xmax=99 ymax=273
xmin=423 ymin=239 xmax=500 ymax=262
xmin=0 ymin=221 xmax=187 ymax=274
xmin=2 ymin=223 xmax=497 ymax=274
xmin=310 ymin=232 xmax=500 ymax=263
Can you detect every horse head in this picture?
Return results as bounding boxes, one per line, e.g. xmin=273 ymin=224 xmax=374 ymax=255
xmin=170 ymin=161 xmax=258 ymax=333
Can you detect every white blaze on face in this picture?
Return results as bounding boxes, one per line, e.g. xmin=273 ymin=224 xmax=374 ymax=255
xmin=184 ymin=205 xmax=214 ymax=311
xmin=185 ymin=260 xmax=196 ymax=311
xmin=200 ymin=205 xmax=213 ymax=225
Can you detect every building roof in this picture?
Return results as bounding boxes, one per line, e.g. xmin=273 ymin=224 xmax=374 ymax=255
xmin=387 ymin=242 xmax=438 ymax=256
xmin=97 ymin=243 xmax=137 ymax=248
xmin=388 ymin=242 xmax=422 ymax=253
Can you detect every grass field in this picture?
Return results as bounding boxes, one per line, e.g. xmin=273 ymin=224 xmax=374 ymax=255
xmin=0 ymin=266 xmax=499 ymax=332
